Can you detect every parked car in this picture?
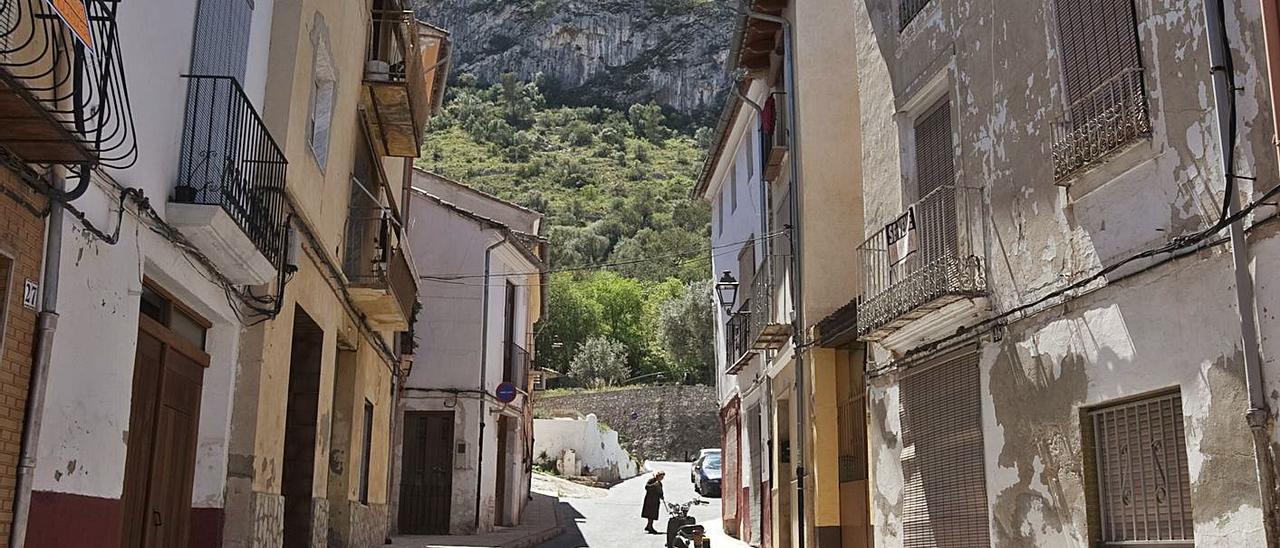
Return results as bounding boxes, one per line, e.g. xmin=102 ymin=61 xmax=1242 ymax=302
xmin=690 ymin=448 xmax=720 ymax=483
xmin=691 ymin=451 xmax=722 ymax=497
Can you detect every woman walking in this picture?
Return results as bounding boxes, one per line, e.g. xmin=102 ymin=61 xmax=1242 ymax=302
xmin=641 ymin=470 xmax=665 ymax=534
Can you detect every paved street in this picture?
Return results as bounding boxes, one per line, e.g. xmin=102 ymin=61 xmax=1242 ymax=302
xmin=539 ymin=462 xmax=750 ymax=548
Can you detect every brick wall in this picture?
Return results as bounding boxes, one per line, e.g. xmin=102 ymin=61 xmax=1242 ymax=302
xmin=0 ymin=165 xmax=47 ymax=540
xmin=534 ymin=385 xmax=718 ymax=461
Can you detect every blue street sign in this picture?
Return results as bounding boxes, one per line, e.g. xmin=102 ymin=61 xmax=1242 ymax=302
xmin=495 ymin=381 xmax=518 ymax=403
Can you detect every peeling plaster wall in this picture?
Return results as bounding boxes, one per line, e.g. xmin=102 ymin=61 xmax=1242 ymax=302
xmin=854 ymin=0 xmax=1280 ymax=546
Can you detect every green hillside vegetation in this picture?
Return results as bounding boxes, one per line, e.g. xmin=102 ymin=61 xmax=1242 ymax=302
xmin=416 ymin=74 xmax=716 ymax=384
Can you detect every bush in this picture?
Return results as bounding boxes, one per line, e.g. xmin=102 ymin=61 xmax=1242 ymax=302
xmin=568 ymin=337 xmax=630 ymax=389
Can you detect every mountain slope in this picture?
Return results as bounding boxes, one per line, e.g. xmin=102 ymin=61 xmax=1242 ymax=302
xmin=415 ymin=0 xmax=734 ymax=124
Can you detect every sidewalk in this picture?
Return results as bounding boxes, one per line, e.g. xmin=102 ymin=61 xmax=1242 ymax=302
xmin=386 ymin=492 xmax=563 ymax=548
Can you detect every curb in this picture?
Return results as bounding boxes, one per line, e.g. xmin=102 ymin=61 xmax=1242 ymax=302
xmin=502 ymin=495 xmax=564 ymax=548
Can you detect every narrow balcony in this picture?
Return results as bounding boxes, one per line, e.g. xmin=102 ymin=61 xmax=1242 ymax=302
xmin=1052 ymin=68 xmax=1150 ymax=181
xmin=749 ymin=266 xmax=792 ymax=350
xmin=169 ymin=75 xmax=287 ymax=285
xmin=344 ymin=214 xmax=416 ymax=331
xmin=361 ymin=0 xmax=429 ymax=157
xmin=505 ymin=341 xmax=530 ymax=395
xmin=760 ymin=92 xmax=789 ymax=183
xmin=725 ymin=310 xmax=755 ymax=374
xmin=0 ymin=0 xmax=136 ymax=166
xmin=856 ymin=185 xmax=987 ymax=345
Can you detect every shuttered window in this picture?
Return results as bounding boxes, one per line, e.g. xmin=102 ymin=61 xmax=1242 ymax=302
xmin=1051 ymin=0 xmax=1150 ymax=180
xmin=913 ymin=99 xmax=954 ymax=201
xmin=190 ymin=0 xmax=254 ymax=81
xmin=899 ymin=348 xmax=990 ymax=548
xmin=1088 ymin=392 xmax=1194 ymax=545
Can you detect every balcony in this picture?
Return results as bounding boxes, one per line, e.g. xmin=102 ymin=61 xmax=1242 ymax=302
xmin=760 ymin=92 xmax=789 ymax=183
xmin=0 ymin=0 xmax=136 ymax=166
xmin=748 ymin=265 xmax=791 ymax=350
xmin=1052 ymin=68 xmax=1150 ymax=181
xmin=725 ymin=310 xmax=755 ymax=374
xmin=344 ymin=214 xmax=416 ymax=331
xmin=505 ymin=341 xmax=530 ymax=394
xmin=169 ymin=75 xmax=287 ymax=285
xmin=360 ymin=0 xmax=429 ymax=157
xmin=856 ymin=185 xmax=987 ymax=346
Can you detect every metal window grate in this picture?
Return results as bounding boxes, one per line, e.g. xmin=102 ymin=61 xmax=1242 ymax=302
xmin=1051 ymin=0 xmax=1150 ymax=180
xmin=899 ymin=349 xmax=990 ymax=548
xmin=899 ymin=0 xmax=934 ymax=30
xmin=837 ymin=394 xmax=867 ymax=482
xmin=1089 ymin=392 xmax=1194 ymax=544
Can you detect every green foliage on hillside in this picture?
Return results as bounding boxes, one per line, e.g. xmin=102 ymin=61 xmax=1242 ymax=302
xmin=417 ymin=74 xmax=716 ymax=385
xmin=417 ymin=73 xmax=710 ymax=281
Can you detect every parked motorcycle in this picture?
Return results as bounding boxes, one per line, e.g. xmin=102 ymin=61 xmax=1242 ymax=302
xmin=665 ymin=499 xmax=711 ymax=548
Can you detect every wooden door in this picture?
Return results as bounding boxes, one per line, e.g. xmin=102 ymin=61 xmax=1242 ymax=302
xmin=399 ymin=411 xmax=454 ymax=534
xmin=121 ymin=314 xmax=207 ymax=547
xmin=494 ymin=416 xmax=509 ymax=526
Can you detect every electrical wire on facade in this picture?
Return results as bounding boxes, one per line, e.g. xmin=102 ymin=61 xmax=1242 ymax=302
xmin=867 ymin=179 xmax=1280 ymax=379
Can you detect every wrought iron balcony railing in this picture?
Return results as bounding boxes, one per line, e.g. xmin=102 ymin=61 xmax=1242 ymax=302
xmin=725 ymin=309 xmax=753 ymax=374
xmin=506 ymin=341 xmax=530 ymax=391
xmin=748 ymin=262 xmax=791 ymax=350
xmin=856 ymin=184 xmax=986 ymax=340
xmin=362 ymin=0 xmax=429 ymax=157
xmin=0 ymin=0 xmax=136 ymax=166
xmin=1052 ymin=68 xmax=1150 ymax=181
xmin=173 ymin=75 xmax=288 ymax=267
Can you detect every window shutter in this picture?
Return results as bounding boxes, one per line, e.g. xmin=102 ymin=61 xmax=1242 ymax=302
xmin=899 ymin=348 xmax=990 ymax=548
xmin=1051 ymin=0 xmax=1150 ymax=179
xmin=190 ymin=0 xmax=253 ymax=81
xmin=1089 ymin=392 xmax=1194 ymax=544
xmin=913 ymin=100 xmax=954 ymax=201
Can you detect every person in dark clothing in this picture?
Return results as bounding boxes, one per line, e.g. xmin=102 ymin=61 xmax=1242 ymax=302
xmin=641 ymin=470 xmax=665 ymax=534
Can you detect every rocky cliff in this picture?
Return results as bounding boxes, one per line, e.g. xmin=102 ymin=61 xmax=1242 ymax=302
xmin=415 ymin=0 xmax=734 ymax=121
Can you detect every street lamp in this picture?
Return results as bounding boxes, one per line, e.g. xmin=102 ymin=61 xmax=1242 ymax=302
xmin=715 ymin=270 xmax=739 ymax=314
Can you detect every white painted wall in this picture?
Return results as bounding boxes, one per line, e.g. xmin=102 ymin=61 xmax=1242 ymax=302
xmin=400 ymin=189 xmax=540 ymax=533
xmin=533 ymin=415 xmax=639 ymax=482
xmin=32 ymin=0 xmax=277 ymax=510
xmin=706 ymin=80 xmax=771 ymax=410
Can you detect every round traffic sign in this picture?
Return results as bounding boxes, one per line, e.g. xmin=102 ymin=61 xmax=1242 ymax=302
xmin=495 ymin=381 xmax=518 ymax=403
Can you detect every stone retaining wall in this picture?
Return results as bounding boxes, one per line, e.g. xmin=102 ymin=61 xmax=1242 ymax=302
xmin=534 ymin=385 xmax=718 ymax=461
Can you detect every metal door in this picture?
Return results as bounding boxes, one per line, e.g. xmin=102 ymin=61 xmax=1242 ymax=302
xmin=399 ymin=411 xmax=454 ymax=534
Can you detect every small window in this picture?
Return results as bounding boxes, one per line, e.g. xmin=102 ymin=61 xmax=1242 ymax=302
xmin=717 ymin=192 xmax=725 ymax=236
xmin=1088 ymin=391 xmax=1193 ymax=545
xmin=308 ymin=15 xmax=337 ymax=170
xmin=360 ymin=399 xmax=374 ymax=504
xmin=730 ymin=161 xmax=738 ymax=213
xmin=1051 ymin=0 xmax=1149 ymax=180
xmin=745 ymin=132 xmax=755 ymax=179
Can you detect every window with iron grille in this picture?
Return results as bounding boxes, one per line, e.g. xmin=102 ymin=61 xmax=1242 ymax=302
xmin=1051 ymin=0 xmax=1150 ymax=180
xmin=1087 ymin=392 xmax=1193 ymax=545
xmin=899 ymin=348 xmax=990 ymax=548
xmin=899 ymin=0 xmax=934 ymax=30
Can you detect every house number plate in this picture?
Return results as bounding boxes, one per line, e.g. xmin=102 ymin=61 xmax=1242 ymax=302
xmin=22 ymin=280 xmax=38 ymax=310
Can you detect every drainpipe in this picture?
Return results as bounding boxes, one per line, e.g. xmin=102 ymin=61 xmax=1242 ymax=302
xmin=10 ymin=166 xmax=67 ymax=548
xmin=475 ymin=233 xmax=509 ymax=532
xmin=1205 ymin=1 xmax=1279 ymax=545
xmin=744 ymin=10 xmax=808 ymax=548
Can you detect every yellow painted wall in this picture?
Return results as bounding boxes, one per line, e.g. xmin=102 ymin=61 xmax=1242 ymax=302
xmin=807 ymin=347 xmax=842 ymax=528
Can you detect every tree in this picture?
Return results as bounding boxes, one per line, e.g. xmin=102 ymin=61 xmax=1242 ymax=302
xmin=657 ymin=280 xmax=716 ymax=384
xmin=569 ymin=337 xmax=630 ymax=389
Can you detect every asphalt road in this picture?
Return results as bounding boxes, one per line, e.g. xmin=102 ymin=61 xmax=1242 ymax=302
xmin=538 ymin=462 xmax=749 ymax=548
